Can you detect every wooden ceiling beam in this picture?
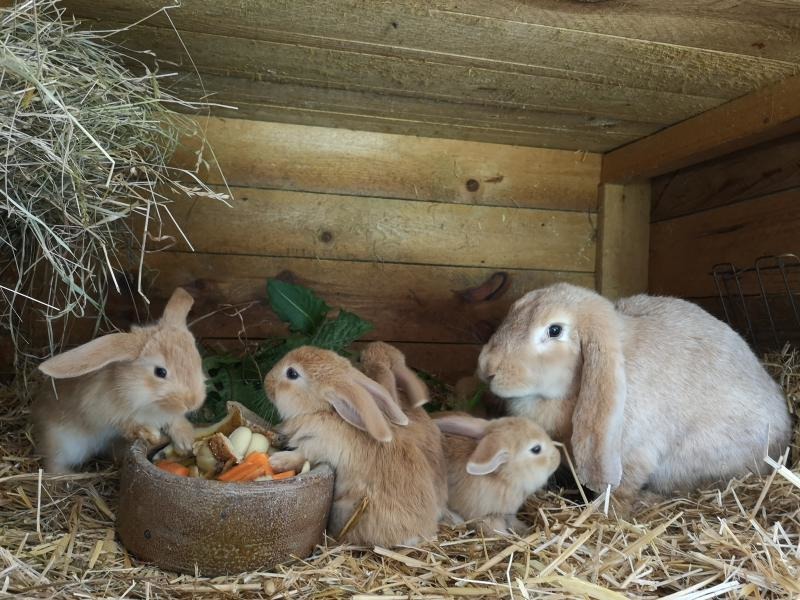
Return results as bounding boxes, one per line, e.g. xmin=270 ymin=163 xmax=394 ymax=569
xmin=601 ymin=73 xmax=800 ymax=183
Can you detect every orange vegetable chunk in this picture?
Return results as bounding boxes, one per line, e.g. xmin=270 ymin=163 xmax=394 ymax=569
xmin=156 ymin=460 xmax=189 ymax=477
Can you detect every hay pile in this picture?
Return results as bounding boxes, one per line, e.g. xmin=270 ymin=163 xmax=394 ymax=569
xmin=0 ymin=349 xmax=798 ymax=599
xmin=0 ymin=0 xmax=228 ymax=364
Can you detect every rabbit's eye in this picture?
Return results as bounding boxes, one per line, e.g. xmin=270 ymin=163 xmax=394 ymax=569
xmin=530 ymin=444 xmax=542 ymax=455
xmin=154 ymin=366 xmax=168 ymax=379
xmin=286 ymin=367 xmax=300 ymax=380
xmin=547 ymin=325 xmax=562 ymax=338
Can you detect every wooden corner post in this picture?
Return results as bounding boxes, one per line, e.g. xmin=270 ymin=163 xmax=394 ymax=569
xmin=595 ymin=182 xmax=651 ymax=300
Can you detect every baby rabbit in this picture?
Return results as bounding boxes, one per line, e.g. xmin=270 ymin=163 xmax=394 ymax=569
xmin=32 ymin=287 xmax=207 ymax=473
xmin=435 ymin=413 xmax=560 ymax=534
xmin=477 ymin=282 xmax=793 ymax=508
xmin=358 ymin=341 xmax=448 ymax=520
xmin=264 ymin=346 xmax=443 ymax=547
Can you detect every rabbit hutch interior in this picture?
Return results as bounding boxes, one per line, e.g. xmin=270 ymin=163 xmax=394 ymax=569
xmin=1 ymin=0 xmax=800 ymax=597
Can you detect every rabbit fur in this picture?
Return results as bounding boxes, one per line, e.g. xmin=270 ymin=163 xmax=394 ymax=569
xmin=435 ymin=413 xmax=560 ymax=534
xmin=31 ymin=287 xmax=206 ymax=474
xmin=477 ymin=282 xmax=792 ymax=507
xmin=264 ymin=345 xmax=445 ymax=547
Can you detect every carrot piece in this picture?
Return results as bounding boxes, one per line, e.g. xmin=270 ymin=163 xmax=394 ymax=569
xmin=271 ymin=470 xmax=296 ymax=481
xmin=244 ymin=452 xmax=274 ymax=475
xmin=156 ymin=460 xmax=189 ymax=477
xmin=218 ymin=462 xmax=265 ymax=482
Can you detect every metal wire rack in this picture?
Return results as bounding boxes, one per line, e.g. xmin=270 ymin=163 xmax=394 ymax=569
xmin=711 ymin=254 xmax=800 ymax=353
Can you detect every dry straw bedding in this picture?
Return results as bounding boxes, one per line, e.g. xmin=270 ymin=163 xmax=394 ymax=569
xmin=0 ymin=349 xmax=798 ymax=599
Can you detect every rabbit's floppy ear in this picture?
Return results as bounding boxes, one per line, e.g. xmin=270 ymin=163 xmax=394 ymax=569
xmin=363 ymin=361 xmax=400 ymax=403
xmin=467 ymin=435 xmax=510 ymax=476
xmin=571 ymin=303 xmax=626 ymax=492
xmin=392 ymin=362 xmax=429 ymax=408
xmin=38 ymin=333 xmax=142 ymax=379
xmin=324 ymin=379 xmax=395 ymax=442
xmin=350 ymin=369 xmax=409 ymax=426
xmin=161 ymin=287 xmax=194 ymax=327
xmin=434 ymin=414 xmax=489 ymax=439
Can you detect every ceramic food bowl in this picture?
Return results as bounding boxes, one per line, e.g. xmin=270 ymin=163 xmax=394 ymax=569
xmin=116 ymin=439 xmax=334 ymax=576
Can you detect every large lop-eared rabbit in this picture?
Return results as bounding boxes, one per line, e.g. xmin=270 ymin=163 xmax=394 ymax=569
xmin=358 ymin=341 xmax=449 ymax=517
xmin=32 ymin=288 xmax=207 ymax=473
xmin=477 ymin=282 xmax=792 ymax=506
xmin=264 ymin=346 xmax=444 ymax=547
xmin=435 ymin=413 xmax=560 ymax=534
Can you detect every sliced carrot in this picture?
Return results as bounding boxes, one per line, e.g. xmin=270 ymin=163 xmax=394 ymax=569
xmin=244 ymin=452 xmax=274 ymax=475
xmin=271 ymin=470 xmax=296 ymax=481
xmin=218 ymin=462 xmax=266 ymax=482
xmin=156 ymin=460 xmax=189 ymax=477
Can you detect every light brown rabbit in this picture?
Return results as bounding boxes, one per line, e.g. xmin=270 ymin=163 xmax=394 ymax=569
xmin=32 ymin=288 xmax=207 ymax=473
xmin=434 ymin=413 xmax=560 ymax=534
xmin=264 ymin=346 xmax=443 ymax=547
xmin=357 ymin=341 xmax=448 ymax=518
xmin=477 ymin=282 xmax=793 ymax=508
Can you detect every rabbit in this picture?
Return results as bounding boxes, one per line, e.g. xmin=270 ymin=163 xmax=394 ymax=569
xmin=476 ymin=282 xmax=793 ymax=509
xmin=31 ymin=287 xmax=207 ymax=474
xmin=434 ymin=413 xmax=560 ymax=534
xmin=264 ymin=345 xmax=444 ymax=547
xmin=357 ymin=341 xmax=449 ymax=521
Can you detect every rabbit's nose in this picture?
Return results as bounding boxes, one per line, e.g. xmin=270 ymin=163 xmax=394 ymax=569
xmin=484 ymin=373 xmax=496 ymax=382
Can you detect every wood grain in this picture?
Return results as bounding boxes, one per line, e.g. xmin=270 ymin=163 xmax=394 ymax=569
xmin=651 ymin=134 xmax=800 ymax=222
xmin=603 ymin=74 xmax=800 ymax=183
xmin=67 ymin=1 xmax=798 ymax=97
xmin=157 ymin=187 xmax=596 ymax=272
xmin=167 ymin=72 xmax=652 ymax=153
xmin=649 ymin=188 xmax=800 ymax=298
xmin=102 ymin=22 xmax=753 ymax=121
xmin=118 ymin=252 xmax=595 ymax=345
xmin=431 ymin=0 xmax=800 ymax=64
xmin=596 ymin=183 xmax=650 ymax=300
xmin=62 ymin=0 xmax=800 ymax=151
xmin=174 ymin=117 xmax=601 ymax=212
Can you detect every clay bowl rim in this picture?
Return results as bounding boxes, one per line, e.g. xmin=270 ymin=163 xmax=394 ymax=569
xmin=125 ymin=438 xmax=334 ymax=492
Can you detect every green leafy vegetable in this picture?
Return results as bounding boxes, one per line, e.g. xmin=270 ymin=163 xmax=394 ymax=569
xmin=196 ymin=278 xmax=374 ymax=424
xmin=267 ymin=279 xmax=330 ymax=335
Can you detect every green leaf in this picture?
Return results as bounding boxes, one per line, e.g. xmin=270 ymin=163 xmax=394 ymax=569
xmin=267 ymin=279 xmax=330 ymax=334
xmin=311 ymin=310 xmax=373 ymax=351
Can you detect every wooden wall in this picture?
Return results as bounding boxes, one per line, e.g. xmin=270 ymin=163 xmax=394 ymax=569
xmin=649 ymin=133 xmax=800 ymax=349
xmin=61 ymin=0 xmax=800 ymax=152
xmin=113 ymin=117 xmax=600 ymax=383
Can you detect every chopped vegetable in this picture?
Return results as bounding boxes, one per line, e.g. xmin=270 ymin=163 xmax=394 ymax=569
xmin=156 ymin=461 xmax=190 ymax=477
xmin=300 ymin=460 xmax=311 ymax=474
xmin=228 ymin=426 xmax=253 ymax=460
xmin=245 ymin=432 xmax=270 ymax=456
xmin=207 ymin=432 xmax=238 ymax=464
xmin=272 ymin=470 xmax=296 ymax=481
xmin=193 ymin=441 xmax=219 ymax=475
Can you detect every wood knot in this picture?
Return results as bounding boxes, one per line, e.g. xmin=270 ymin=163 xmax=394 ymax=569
xmin=319 ymin=230 xmax=334 ymax=243
xmin=465 ymin=179 xmax=480 ymax=192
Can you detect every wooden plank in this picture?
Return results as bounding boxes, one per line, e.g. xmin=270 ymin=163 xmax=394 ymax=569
xmin=203 ymin=338 xmax=482 ymax=384
xmin=66 ymin=1 xmax=798 ymax=97
xmin=651 ymin=134 xmax=800 ymax=222
xmin=602 ymin=74 xmax=800 ymax=183
xmin=596 ymin=183 xmax=651 ymax=300
xmin=434 ymin=0 xmax=800 ymax=64
xmin=649 ymin=188 xmax=800 ymax=298
xmin=166 ymin=72 xmax=653 ymax=153
xmin=174 ymin=117 xmax=601 ymax=212
xmin=101 ymin=23 xmax=723 ymax=127
xmin=122 ymin=252 xmax=596 ymax=344
xmin=157 ymin=187 xmax=596 ymax=272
